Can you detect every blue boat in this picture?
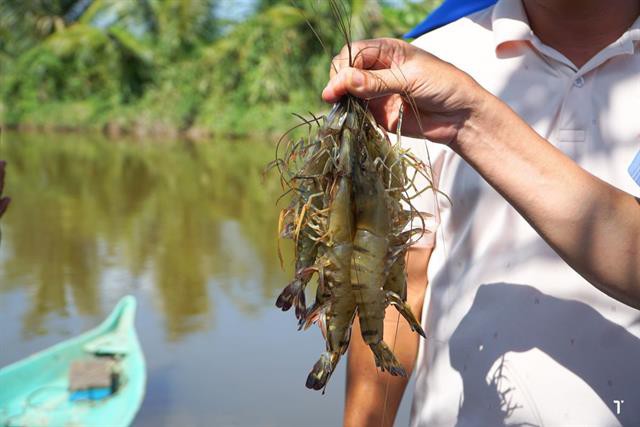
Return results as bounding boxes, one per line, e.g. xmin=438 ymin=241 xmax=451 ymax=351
xmin=0 ymin=296 xmax=146 ymax=426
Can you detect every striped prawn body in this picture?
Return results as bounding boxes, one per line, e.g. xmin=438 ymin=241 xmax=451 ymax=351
xmin=305 ymin=126 xmax=357 ymax=390
xmin=351 ymin=161 xmax=407 ymax=375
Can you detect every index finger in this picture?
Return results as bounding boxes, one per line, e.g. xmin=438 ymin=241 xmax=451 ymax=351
xmin=329 ymin=38 xmax=410 ymax=79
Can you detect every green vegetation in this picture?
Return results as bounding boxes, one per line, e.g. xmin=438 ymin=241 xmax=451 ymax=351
xmin=0 ymin=0 xmax=440 ymax=138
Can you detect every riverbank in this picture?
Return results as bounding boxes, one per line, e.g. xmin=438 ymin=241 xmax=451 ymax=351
xmin=0 ymin=2 xmax=438 ymax=141
xmin=0 ymin=91 xmax=322 ymax=142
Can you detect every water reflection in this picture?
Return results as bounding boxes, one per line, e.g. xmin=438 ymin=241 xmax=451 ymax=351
xmin=0 ymin=131 xmax=289 ymax=339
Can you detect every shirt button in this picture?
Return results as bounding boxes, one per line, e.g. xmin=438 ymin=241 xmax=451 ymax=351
xmin=574 ymin=76 xmax=585 ymax=88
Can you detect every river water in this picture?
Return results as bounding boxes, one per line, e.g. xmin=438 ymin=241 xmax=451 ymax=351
xmin=0 ymin=131 xmax=413 ymax=426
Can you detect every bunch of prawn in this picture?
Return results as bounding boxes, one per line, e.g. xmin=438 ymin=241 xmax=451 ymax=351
xmin=272 ymin=92 xmax=434 ymax=391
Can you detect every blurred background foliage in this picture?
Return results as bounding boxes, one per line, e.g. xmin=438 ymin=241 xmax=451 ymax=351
xmin=0 ymin=0 xmax=440 ymax=138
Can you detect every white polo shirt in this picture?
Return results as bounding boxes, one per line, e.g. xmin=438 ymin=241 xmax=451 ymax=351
xmin=403 ymin=1 xmax=640 ymax=426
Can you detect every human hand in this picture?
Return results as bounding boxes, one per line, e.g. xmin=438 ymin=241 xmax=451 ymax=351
xmin=322 ymin=38 xmax=487 ymax=145
xmin=0 ymin=160 xmax=10 ymax=218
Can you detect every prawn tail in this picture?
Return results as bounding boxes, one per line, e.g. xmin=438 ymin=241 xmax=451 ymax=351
xmin=306 ymin=352 xmax=339 ymax=392
xmin=386 ymin=290 xmax=426 ymax=338
xmin=275 ymin=278 xmax=306 ymax=320
xmin=369 ymin=341 xmax=406 ymax=377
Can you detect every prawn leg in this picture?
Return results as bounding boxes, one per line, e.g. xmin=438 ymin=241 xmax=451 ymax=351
xmin=384 ymin=254 xmax=407 ymax=301
xmin=386 ymin=290 xmax=426 ymax=338
xmin=369 ymin=341 xmax=406 ymax=377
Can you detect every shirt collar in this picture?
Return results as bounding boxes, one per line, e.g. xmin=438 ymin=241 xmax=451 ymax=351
xmin=491 ymin=0 xmax=640 ymax=67
xmin=492 ymin=0 xmax=533 ymax=50
xmin=616 ymin=15 xmax=640 ymax=55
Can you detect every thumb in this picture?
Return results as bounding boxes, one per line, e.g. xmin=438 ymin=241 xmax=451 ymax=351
xmin=322 ymin=67 xmax=408 ymax=102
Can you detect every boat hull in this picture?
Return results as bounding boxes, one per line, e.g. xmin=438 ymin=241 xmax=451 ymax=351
xmin=0 ymin=296 xmax=146 ymax=427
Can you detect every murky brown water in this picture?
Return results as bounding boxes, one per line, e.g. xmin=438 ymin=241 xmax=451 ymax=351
xmin=0 ymin=131 xmax=412 ymax=426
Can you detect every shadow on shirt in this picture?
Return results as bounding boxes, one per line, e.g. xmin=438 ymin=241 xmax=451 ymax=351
xmin=449 ymin=283 xmax=640 ymax=426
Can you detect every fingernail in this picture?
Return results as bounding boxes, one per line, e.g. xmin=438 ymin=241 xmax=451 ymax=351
xmin=321 ymin=86 xmax=331 ymax=101
xmin=350 ymin=71 xmax=364 ymax=89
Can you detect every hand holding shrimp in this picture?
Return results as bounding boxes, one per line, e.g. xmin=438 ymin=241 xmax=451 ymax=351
xmin=324 ymin=37 xmax=640 ymax=309
xmin=322 ymin=38 xmax=484 ymax=146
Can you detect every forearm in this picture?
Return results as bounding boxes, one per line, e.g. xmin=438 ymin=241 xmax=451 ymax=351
xmin=455 ymin=90 xmax=640 ymax=308
xmin=344 ymin=312 xmax=416 ymax=427
xmin=344 ymin=246 xmax=430 ymax=426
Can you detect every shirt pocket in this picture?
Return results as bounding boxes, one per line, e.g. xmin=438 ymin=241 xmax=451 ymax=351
xmin=556 ymin=129 xmax=587 ymax=159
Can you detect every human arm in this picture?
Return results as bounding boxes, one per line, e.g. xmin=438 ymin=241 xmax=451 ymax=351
xmin=0 ymin=160 xmax=9 ymax=218
xmin=344 ymin=246 xmax=431 ymax=427
xmin=323 ymin=38 xmax=640 ymax=310
xmin=449 ymin=95 xmax=640 ymax=309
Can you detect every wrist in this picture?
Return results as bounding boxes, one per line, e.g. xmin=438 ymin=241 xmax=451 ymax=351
xmin=450 ymin=81 xmax=503 ymax=153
